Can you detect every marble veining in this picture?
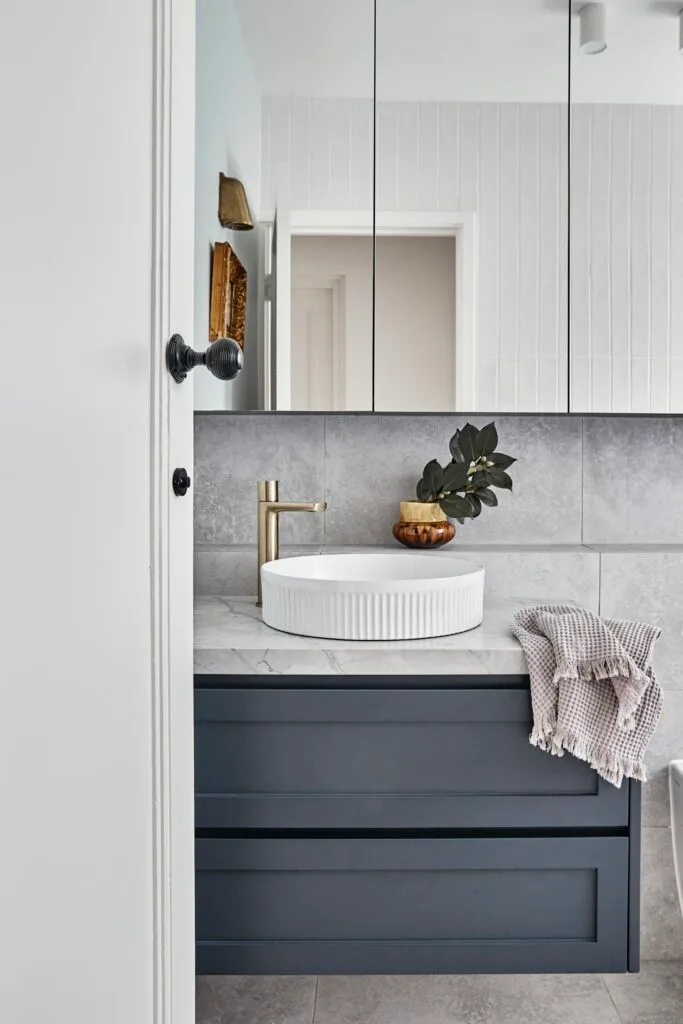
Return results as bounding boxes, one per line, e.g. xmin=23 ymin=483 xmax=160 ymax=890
xmin=194 ymin=595 xmax=528 ymax=676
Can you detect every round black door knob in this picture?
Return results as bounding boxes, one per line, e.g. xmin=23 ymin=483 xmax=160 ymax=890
xmin=172 ymin=468 xmax=191 ymax=497
xmin=166 ymin=334 xmax=243 ymax=384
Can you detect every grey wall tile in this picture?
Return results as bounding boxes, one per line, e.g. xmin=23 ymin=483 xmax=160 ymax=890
xmin=323 ymin=416 xmax=583 ymax=546
xmin=194 ymin=415 xmax=325 ymax=545
xmin=583 ymin=418 xmax=683 ymax=545
xmin=195 ymin=545 xmax=321 ymax=596
xmin=641 ymin=827 xmax=683 ymax=960
xmin=599 ymin=551 xmax=683 ymax=690
xmin=314 ymin=974 xmax=621 ymax=1024
xmin=196 ymin=975 xmax=316 ymax=1024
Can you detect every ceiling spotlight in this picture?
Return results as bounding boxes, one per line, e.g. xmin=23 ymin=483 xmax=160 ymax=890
xmin=580 ymin=3 xmax=607 ymax=56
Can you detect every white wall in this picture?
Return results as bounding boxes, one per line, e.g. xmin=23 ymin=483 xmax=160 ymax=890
xmin=375 ymin=236 xmax=456 ymax=412
xmin=0 ymin=1 xmax=156 ymax=1021
xmin=195 ymin=0 xmax=261 ymax=410
xmin=263 ymin=97 xmax=568 ymax=411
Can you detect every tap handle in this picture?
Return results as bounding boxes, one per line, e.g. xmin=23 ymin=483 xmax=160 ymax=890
xmin=257 ymin=480 xmax=279 ymax=502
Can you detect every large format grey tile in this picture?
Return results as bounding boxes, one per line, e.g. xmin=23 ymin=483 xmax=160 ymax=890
xmin=641 ymin=828 xmax=683 ymax=961
xmin=194 ymin=415 xmax=325 ymax=546
xmin=599 ymin=551 xmax=683 ymax=690
xmin=324 ymin=416 xmax=583 ymax=546
xmin=196 ymin=975 xmax=316 ymax=1024
xmin=603 ymin=962 xmax=683 ymax=1024
xmin=313 ymin=974 xmax=621 ymax=1024
xmin=583 ymin=418 xmax=683 ymax=545
xmin=194 ymin=545 xmax=321 ymax=596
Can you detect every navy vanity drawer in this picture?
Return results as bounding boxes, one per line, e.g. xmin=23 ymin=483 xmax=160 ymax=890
xmin=194 ymin=686 xmax=629 ymax=829
xmin=195 ymin=835 xmax=629 ymax=975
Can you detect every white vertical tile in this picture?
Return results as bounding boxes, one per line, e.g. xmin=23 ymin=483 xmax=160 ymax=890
xmin=309 ymin=99 xmax=332 ymax=209
xmin=539 ymin=105 xmax=563 ymax=374
xmin=609 ymin=105 xmax=632 ymax=399
xmin=670 ymin=357 xmax=683 ymax=411
xmin=498 ymin=105 xmax=520 ymax=412
xmin=589 ymin=105 xmax=611 ymax=361
xmin=437 ymin=103 xmax=460 ymax=211
xmin=328 ymin=100 xmax=352 ymax=210
xmin=590 ymin=357 xmax=611 ymax=413
xmin=518 ymin=106 xmax=539 ymax=365
xmin=458 ymin=103 xmax=479 ymax=212
xmin=418 ymin=102 xmax=438 ymax=211
xmin=350 ymin=98 xmax=373 ymax=211
xmin=289 ymin=99 xmax=311 ymax=209
xmin=376 ymin=101 xmax=398 ymax=211
xmin=477 ymin=104 xmax=500 ymax=386
xmin=517 ymin=358 xmax=539 ymax=412
xmin=671 ymin=200 xmax=683 ymax=359
xmin=610 ymin=357 xmax=631 ymax=414
xmin=650 ymin=357 xmax=670 ymax=413
xmin=630 ymin=356 xmax=651 ymax=413
xmin=397 ymin=102 xmax=419 ymax=210
xmin=571 ymin=104 xmax=591 ymax=400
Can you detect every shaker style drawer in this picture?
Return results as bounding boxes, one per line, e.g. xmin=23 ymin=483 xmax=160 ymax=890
xmin=195 ymin=835 xmax=630 ymax=975
xmin=194 ymin=686 xmax=629 ymax=830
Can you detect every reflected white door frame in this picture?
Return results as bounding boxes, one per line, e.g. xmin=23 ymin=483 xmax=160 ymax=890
xmin=261 ymin=209 xmax=478 ymax=410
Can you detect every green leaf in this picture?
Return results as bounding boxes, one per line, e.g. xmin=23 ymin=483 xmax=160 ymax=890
xmin=449 ymin=430 xmax=465 ymax=463
xmin=442 ymin=460 xmax=470 ymax=493
xmin=457 ymin=423 xmax=479 ymax=463
xmin=440 ymin=495 xmax=473 ymax=519
xmin=469 ymin=466 xmax=492 ymax=487
xmin=487 ymin=467 xmax=513 ymax=490
xmin=489 ymin=452 xmax=516 ymax=470
xmin=467 ymin=493 xmax=482 ymax=518
xmin=476 ymin=421 xmax=498 ymax=458
xmin=476 ymin=487 xmax=498 ymax=507
xmin=456 ymin=517 xmax=466 ymax=526
xmin=422 ymin=459 xmax=444 ymax=496
xmin=416 ymin=477 xmax=432 ymax=502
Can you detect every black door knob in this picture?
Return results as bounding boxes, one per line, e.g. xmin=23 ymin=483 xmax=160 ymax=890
xmin=172 ymin=468 xmax=191 ymax=497
xmin=166 ymin=334 xmax=243 ymax=383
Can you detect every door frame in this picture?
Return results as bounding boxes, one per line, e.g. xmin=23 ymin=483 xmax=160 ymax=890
xmin=261 ymin=209 xmax=478 ymax=410
xmin=151 ymin=0 xmax=196 ymax=1021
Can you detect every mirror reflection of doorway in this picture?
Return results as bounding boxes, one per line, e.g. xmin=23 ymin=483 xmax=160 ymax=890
xmin=291 ymin=234 xmax=456 ymax=411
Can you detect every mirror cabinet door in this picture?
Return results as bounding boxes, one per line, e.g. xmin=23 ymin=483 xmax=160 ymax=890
xmin=222 ymin=0 xmax=376 ymax=411
xmin=570 ymin=1 xmax=683 ymax=413
xmin=374 ymin=1 xmax=570 ymax=412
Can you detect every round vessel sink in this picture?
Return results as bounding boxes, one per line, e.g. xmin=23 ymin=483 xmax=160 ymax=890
xmin=261 ymin=552 xmax=485 ymax=641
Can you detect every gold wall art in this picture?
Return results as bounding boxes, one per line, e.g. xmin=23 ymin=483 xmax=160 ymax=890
xmin=209 ymin=241 xmax=247 ymax=348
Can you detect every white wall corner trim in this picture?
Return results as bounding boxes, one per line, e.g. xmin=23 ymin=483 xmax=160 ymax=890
xmin=151 ymin=0 xmax=196 ymax=1021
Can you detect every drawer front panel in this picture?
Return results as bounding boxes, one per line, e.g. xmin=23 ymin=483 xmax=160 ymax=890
xmin=195 ymin=836 xmax=629 ymax=974
xmin=194 ymin=686 xmax=628 ymax=829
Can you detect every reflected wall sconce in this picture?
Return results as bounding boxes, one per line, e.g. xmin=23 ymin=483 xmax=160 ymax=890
xmin=580 ymin=3 xmax=607 ymax=55
xmin=218 ymin=173 xmax=254 ymax=230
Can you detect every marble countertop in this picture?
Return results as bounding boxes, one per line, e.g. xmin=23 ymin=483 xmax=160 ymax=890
xmin=194 ymin=596 xmax=528 ymax=677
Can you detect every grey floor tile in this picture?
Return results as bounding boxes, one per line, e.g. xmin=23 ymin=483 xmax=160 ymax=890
xmin=603 ymin=961 xmax=683 ymax=1024
xmin=641 ymin=828 xmax=683 ymax=960
xmin=196 ymin=975 xmax=316 ymax=1024
xmin=313 ymin=974 xmax=621 ymax=1024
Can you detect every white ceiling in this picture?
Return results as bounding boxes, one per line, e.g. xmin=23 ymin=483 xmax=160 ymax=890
xmin=232 ymin=0 xmax=683 ymax=104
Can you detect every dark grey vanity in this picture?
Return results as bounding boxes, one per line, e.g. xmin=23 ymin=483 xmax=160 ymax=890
xmin=194 ymin=599 xmax=641 ymax=977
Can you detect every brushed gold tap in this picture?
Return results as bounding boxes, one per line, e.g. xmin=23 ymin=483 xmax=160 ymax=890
xmin=257 ymin=480 xmax=326 ymax=606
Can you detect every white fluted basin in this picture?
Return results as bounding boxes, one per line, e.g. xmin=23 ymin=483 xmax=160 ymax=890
xmin=261 ymin=553 xmax=485 ymax=640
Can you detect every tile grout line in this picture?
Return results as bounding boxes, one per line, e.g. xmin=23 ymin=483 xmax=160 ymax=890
xmin=599 ymin=974 xmax=626 ymax=1024
xmin=311 ymin=975 xmax=319 ymax=1024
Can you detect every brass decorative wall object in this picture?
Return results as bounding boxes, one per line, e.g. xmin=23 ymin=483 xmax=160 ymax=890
xmin=218 ymin=173 xmax=253 ymax=230
xmin=209 ymin=241 xmax=247 ymax=348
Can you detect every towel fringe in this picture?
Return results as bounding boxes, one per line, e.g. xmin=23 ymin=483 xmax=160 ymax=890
xmin=530 ymin=725 xmax=647 ymax=787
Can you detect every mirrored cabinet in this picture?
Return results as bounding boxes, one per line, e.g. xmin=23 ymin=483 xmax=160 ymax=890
xmin=197 ymin=1 xmax=682 ymax=413
xmin=570 ymin=0 xmax=683 ymax=413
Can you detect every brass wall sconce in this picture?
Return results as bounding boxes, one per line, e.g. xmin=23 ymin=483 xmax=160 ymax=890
xmin=218 ymin=173 xmax=253 ymax=230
